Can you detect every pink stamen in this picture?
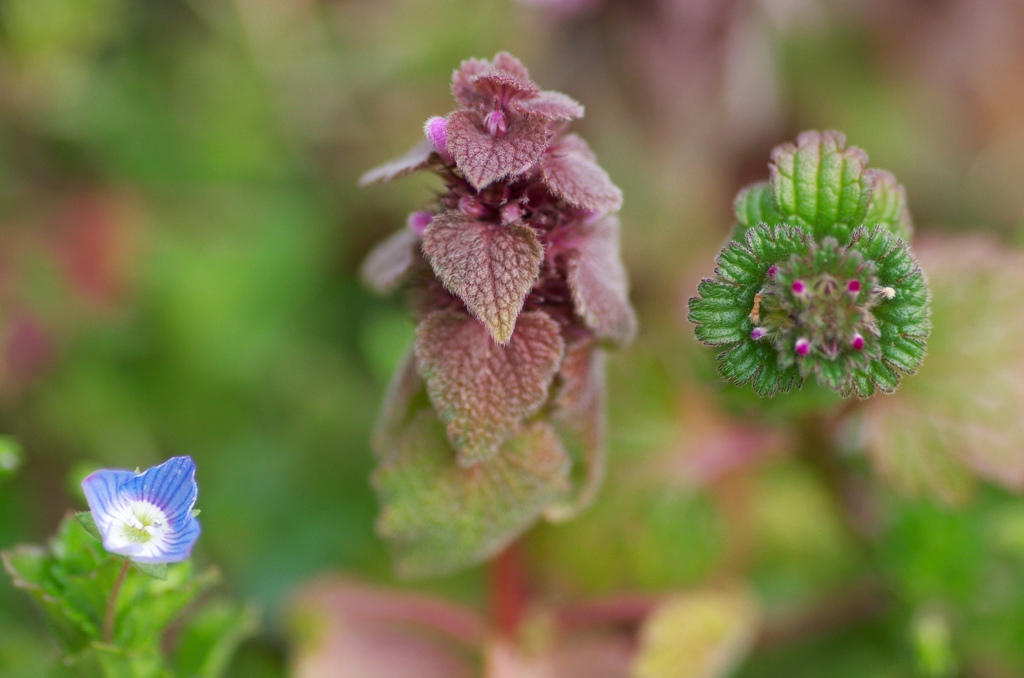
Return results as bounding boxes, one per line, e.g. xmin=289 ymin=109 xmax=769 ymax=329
xmin=795 ymin=337 xmax=811 ymax=356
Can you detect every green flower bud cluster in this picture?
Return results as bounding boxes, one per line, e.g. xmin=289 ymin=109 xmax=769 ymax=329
xmin=689 ymin=131 xmax=931 ymax=398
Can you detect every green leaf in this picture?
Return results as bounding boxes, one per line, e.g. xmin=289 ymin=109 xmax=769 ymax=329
xmin=732 ymin=181 xmax=784 ymax=239
xmin=688 ymin=224 xmax=811 ymax=396
xmin=864 ymin=169 xmax=913 ymax=240
xmin=845 ymin=226 xmax=931 ymax=397
xmin=414 ymin=309 xmax=564 ymax=465
xmin=130 ymin=561 xmax=168 ymax=581
xmin=174 ymin=600 xmax=261 ymax=678
xmin=75 ymin=511 xmax=103 ymax=542
xmin=372 ymin=410 xmax=570 ymax=578
xmin=0 ymin=435 xmax=23 ymax=480
xmin=768 ymin=130 xmax=872 ymax=242
xmin=633 ymin=587 xmax=761 ymax=678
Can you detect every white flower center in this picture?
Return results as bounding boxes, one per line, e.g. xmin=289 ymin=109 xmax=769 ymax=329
xmin=108 ymin=500 xmax=170 ymax=549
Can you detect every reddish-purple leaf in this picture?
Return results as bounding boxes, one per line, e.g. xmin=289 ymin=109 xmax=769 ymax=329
xmin=373 ymin=410 xmax=570 ymax=577
xmin=545 ymin=340 xmax=607 ymax=522
xmin=414 ymin=310 xmax=565 ymax=464
xmin=446 ymin=110 xmax=550 ymax=191
xmin=422 ymin=211 xmax=543 ymax=344
xmin=360 ymin=228 xmax=421 ymax=295
xmin=290 ymin=579 xmax=483 ymax=678
xmin=359 ymin=140 xmax=435 ymax=186
xmin=519 ymin=91 xmax=585 ymax=120
xmin=541 ymin=134 xmax=622 ymax=212
xmin=566 ymin=215 xmax=637 ymax=346
xmin=451 ymin=53 xmax=537 ymax=107
xmin=371 ymin=348 xmax=426 ymax=460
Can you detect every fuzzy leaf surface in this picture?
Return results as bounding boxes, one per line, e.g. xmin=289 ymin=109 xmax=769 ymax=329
xmin=446 ymin=110 xmax=549 ymax=190
xmin=864 ymin=169 xmax=913 ymax=240
xmin=359 ymin=140 xmax=435 ymax=186
xmin=768 ymin=130 xmax=871 ymax=242
xmin=541 ymin=134 xmax=622 ymax=213
xmin=371 ymin=347 xmax=427 ymax=460
xmin=360 ymin=228 xmax=421 ymax=295
xmin=544 ymin=341 xmax=607 ymax=522
xmin=519 ymin=91 xmax=585 ymax=120
xmin=422 ymin=211 xmax=543 ymax=344
xmin=566 ymin=215 xmax=637 ymax=346
xmin=845 ymin=226 xmax=931 ymax=397
xmin=688 ymin=224 xmax=811 ymax=396
xmin=373 ymin=411 xmax=570 ymax=578
xmin=731 ymin=181 xmax=784 ymax=239
xmin=414 ymin=310 xmax=564 ymax=465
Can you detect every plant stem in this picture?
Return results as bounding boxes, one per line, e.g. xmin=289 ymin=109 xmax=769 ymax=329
xmin=104 ymin=558 xmax=131 ymax=644
xmin=490 ymin=542 xmax=528 ymax=638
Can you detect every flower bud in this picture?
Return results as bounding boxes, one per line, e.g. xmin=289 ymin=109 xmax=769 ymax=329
xmin=795 ymin=337 xmax=811 ymax=357
xmin=424 ymin=116 xmax=452 ymax=160
xmin=484 ymin=110 xmax=508 ymax=138
xmin=407 ymin=211 xmax=433 ymax=236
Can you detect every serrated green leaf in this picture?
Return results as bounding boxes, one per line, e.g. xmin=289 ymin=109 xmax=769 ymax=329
xmin=864 ymin=169 xmax=913 ymax=240
xmin=372 ymin=410 xmax=570 ymax=578
xmin=732 ymin=182 xmax=784 ymax=239
xmin=768 ymin=130 xmax=872 ymax=242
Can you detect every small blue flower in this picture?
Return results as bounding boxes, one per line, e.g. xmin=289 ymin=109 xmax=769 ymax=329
xmin=82 ymin=456 xmax=201 ymax=564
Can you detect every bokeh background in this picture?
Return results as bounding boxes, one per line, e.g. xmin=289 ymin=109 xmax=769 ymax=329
xmin=3 ymin=0 xmax=1024 ymax=676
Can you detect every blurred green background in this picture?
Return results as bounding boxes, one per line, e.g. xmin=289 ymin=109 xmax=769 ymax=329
xmin=3 ymin=0 xmax=1024 ymax=676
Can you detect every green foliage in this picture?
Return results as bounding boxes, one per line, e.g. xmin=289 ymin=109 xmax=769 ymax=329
xmin=0 ymin=436 xmax=23 ymax=481
xmin=691 ymin=131 xmax=930 ymax=399
xmin=372 ymin=411 xmax=570 ymax=577
xmin=1 ymin=514 xmax=254 ymax=677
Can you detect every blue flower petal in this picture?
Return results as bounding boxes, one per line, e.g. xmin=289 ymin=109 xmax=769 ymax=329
xmin=82 ymin=468 xmax=137 ymax=525
xmin=121 ymin=456 xmax=198 ymax=524
xmin=132 ymin=514 xmax=201 ymax=564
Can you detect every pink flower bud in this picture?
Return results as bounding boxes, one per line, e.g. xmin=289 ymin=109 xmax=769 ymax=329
xmin=484 ymin=110 xmax=508 ymax=138
xmin=500 ymin=202 xmax=524 ymax=224
xmin=794 ymin=337 xmax=810 ymax=357
xmin=767 ymin=265 xmax=779 ymax=279
xmin=458 ymin=196 xmax=488 ymax=218
xmin=791 ymin=279 xmax=806 ymax=295
xmin=847 ymin=279 xmax=861 ymax=294
xmin=424 ymin=116 xmax=451 ymax=158
xmin=406 ymin=211 xmax=433 ymax=236
xmin=750 ymin=327 xmax=767 ymax=340
xmin=850 ymin=333 xmax=865 ymax=351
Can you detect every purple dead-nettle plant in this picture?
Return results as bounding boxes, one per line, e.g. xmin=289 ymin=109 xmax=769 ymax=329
xmin=360 ymin=52 xmax=635 ymax=577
